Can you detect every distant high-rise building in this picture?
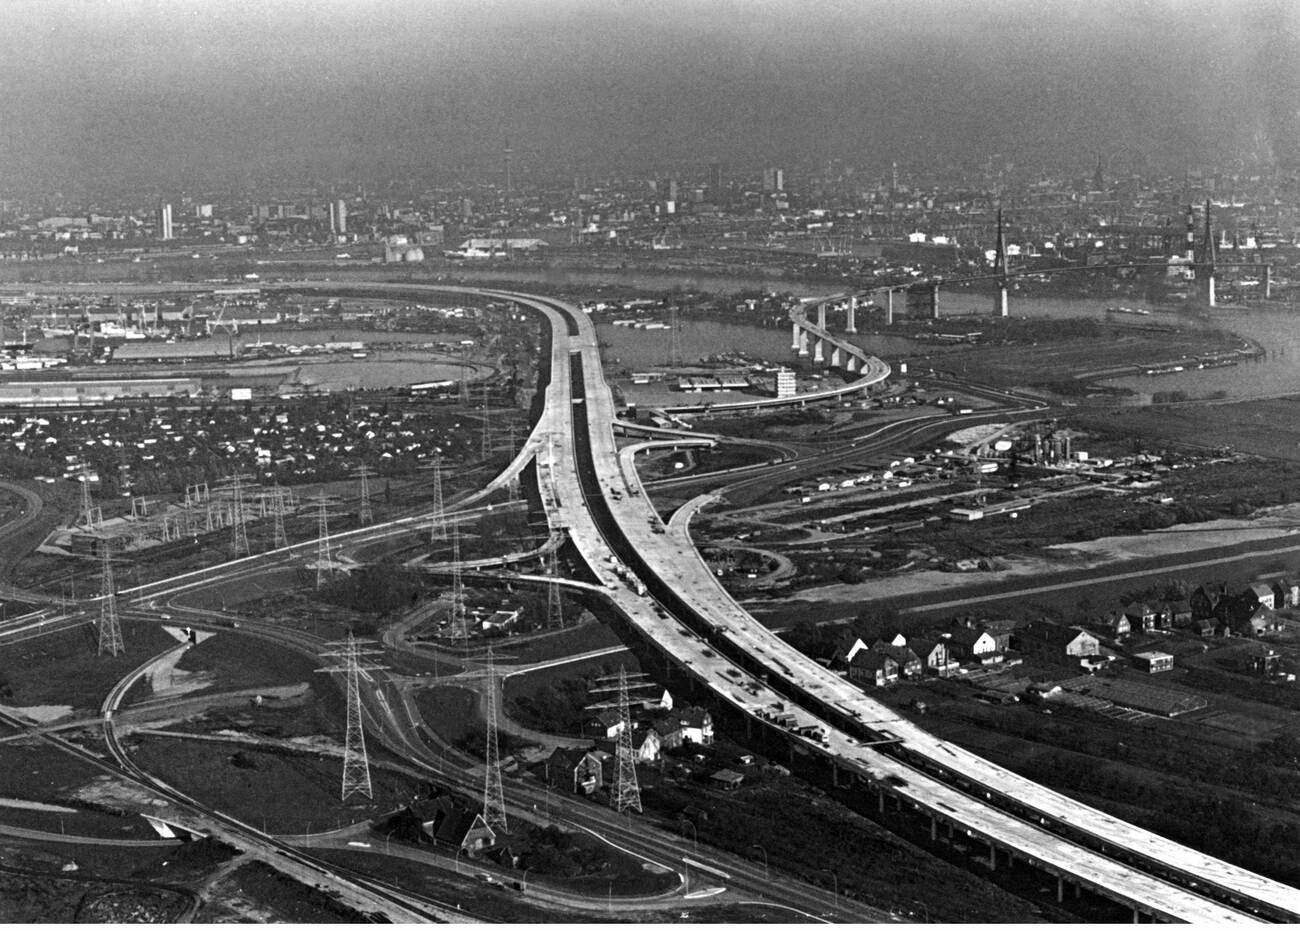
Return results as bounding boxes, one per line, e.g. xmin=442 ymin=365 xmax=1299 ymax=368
xmin=775 ymin=367 xmax=797 ymax=398
xmin=156 ymin=203 xmax=173 ymax=240
xmin=762 ymin=168 xmax=785 ymax=193
xmin=330 ymin=198 xmax=347 ymax=236
xmin=195 ymin=204 xmax=213 ymax=219
xmin=708 ymin=161 xmax=723 ymax=199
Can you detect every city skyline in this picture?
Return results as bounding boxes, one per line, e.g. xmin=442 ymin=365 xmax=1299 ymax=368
xmin=2 ymin=0 xmax=1298 ymax=195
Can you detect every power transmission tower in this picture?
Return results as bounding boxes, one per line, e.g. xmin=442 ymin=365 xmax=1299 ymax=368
xmin=228 ymin=474 xmax=249 ymax=557
xmin=429 ymin=455 xmax=447 ymax=543
xmin=271 ymin=485 xmax=289 ymax=549
xmin=354 ymin=464 xmax=373 ymax=525
xmin=449 ymin=520 xmax=467 ymax=639
xmin=78 ymin=462 xmax=95 ymax=528
xmin=546 ymin=549 xmax=564 ymax=628
xmin=97 ymin=543 xmax=124 ymax=657
xmin=482 ymin=646 xmax=508 ymax=831
xmin=317 ymin=634 xmax=387 ymax=802
xmin=610 ymin=666 xmax=642 ymax=814
xmin=314 ymin=495 xmax=333 ymax=589
xmin=480 ymin=383 xmax=491 ymax=460
xmin=459 ymin=349 xmax=470 ymax=404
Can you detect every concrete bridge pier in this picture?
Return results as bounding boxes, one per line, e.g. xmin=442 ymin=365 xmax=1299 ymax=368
xmin=930 ymin=283 xmax=941 ymax=319
xmin=846 ymin=296 xmax=858 ymax=333
xmin=885 ymin=289 xmax=895 ymax=325
xmin=846 ymin=355 xmax=858 ymax=373
xmin=996 ymin=285 xmax=1009 ymax=317
xmin=791 ymin=321 xmax=801 ymax=351
xmin=1206 ymin=273 xmax=1217 ymax=308
xmin=830 ymin=345 xmax=842 ymax=367
xmin=813 ymin=338 xmax=825 ymax=364
xmin=1264 ymin=264 xmax=1272 ymax=299
xmin=798 ymin=329 xmax=809 ymax=356
xmin=817 ymin=303 xmax=827 ymax=330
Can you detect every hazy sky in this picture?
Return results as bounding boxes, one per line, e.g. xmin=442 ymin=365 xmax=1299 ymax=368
xmin=1 ymin=0 xmax=1297 ymax=194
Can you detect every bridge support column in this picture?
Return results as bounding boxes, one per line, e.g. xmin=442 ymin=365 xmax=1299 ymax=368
xmin=830 ymin=762 xmax=838 ymax=788
xmin=1133 ymin=907 xmax=1140 ymax=923
xmin=813 ymin=338 xmax=824 ymax=365
xmin=846 ymin=355 xmax=858 ymax=373
xmin=996 ymin=286 xmax=1009 ymax=317
xmin=930 ymin=816 xmax=937 ymax=841
xmin=846 ymin=296 xmax=857 ymax=333
xmin=830 ymin=345 xmax=842 ymax=367
xmin=930 ymin=283 xmax=941 ymax=320
xmin=988 ymin=840 xmax=996 ymax=871
xmin=1206 ymin=273 xmax=1217 ymax=308
xmin=947 ymin=822 xmax=953 ymax=840
xmin=878 ymin=791 xmax=885 ymax=814
xmin=817 ymin=303 xmax=827 ymax=330
xmin=886 ymin=289 xmax=895 ymax=325
xmin=1264 ymin=264 xmax=1272 ymax=299
xmin=798 ymin=330 xmax=809 ymax=356
xmin=1057 ymin=875 xmax=1064 ymax=904
xmin=791 ymin=322 xmax=801 ymax=351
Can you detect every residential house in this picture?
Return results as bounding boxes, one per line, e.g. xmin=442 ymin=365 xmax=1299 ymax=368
xmin=1132 ymin=651 xmax=1174 ymax=674
xmin=1238 ymin=642 xmax=1284 ymax=676
xmin=1214 ymin=599 xmax=1271 ymax=638
xmin=831 ymin=635 xmax=869 ymax=669
xmin=1162 ymin=600 xmax=1193 ymax=628
xmin=679 ymin=706 xmax=714 ymax=746
xmin=945 ymin=627 xmax=999 ymax=663
xmin=1091 ymin=610 xmax=1130 ymax=639
xmin=1272 ymin=578 xmax=1300 ymax=609
xmin=909 ymin=637 xmax=958 ymax=676
xmin=847 ymin=648 xmax=900 ymax=686
xmin=874 ymin=641 xmax=923 ymax=678
xmin=409 ymin=796 xmax=497 ymax=851
xmin=1243 ymin=583 xmax=1277 ymax=611
xmin=1191 ymin=583 xmax=1228 ymax=621
xmin=544 ymin=747 xmax=603 ymax=795
xmin=651 ymin=716 xmax=683 ymax=751
xmin=1123 ymin=603 xmax=1157 ymax=633
xmin=979 ymin=619 xmax=1018 ymax=653
xmin=586 ymin=709 xmax=625 ymax=739
xmin=632 ymin=727 xmax=661 ymax=763
xmin=1015 ymin=622 xmax=1100 ymax=660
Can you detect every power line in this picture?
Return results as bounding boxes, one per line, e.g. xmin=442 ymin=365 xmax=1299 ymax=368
xmin=449 ymin=519 xmax=467 ymax=639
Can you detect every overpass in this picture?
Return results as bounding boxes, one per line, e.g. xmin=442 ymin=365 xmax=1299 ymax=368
xmin=504 ymin=286 xmax=1300 ymax=923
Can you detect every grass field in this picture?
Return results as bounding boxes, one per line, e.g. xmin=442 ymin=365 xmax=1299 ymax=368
xmin=127 ymin=737 xmax=419 ymax=835
xmin=412 ymin=686 xmax=480 ymax=745
xmin=1069 ymin=397 xmax=1300 ymax=461
xmin=0 ymin=623 xmax=177 ymax=710
xmin=169 ymin=631 xmax=321 ymax=697
xmin=194 ymin=860 xmax=368 ymax=923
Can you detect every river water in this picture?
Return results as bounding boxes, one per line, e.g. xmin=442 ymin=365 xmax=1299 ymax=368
xmin=599 ymin=290 xmax=1300 ymax=405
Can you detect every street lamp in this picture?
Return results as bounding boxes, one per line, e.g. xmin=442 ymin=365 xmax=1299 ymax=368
xmin=454 ymin=846 xmax=464 ymax=875
xmin=385 ymin=828 xmax=397 ymax=855
xmin=680 ymin=817 xmax=697 ymax=854
xmin=748 ymin=843 xmax=769 ymax=880
xmin=818 ymin=868 xmax=839 ymax=909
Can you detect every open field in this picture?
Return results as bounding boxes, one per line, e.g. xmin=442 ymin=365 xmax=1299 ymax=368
xmin=1071 ymin=397 xmax=1300 ymax=461
xmin=0 ymin=623 xmax=177 ymax=711
xmin=126 ymin=737 xmax=419 ymax=835
xmin=194 ymin=859 xmax=367 ymax=923
xmin=167 ymin=631 xmax=322 ymax=698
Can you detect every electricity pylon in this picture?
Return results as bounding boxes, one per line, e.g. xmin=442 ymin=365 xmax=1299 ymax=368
xmin=271 ymin=485 xmax=288 ymax=549
xmin=78 ymin=463 xmax=96 ymax=529
xmin=610 ymin=665 xmax=642 ymax=814
xmin=229 ymin=474 xmax=249 ymax=557
xmin=449 ymin=519 xmax=467 ymax=639
xmin=546 ymin=549 xmax=564 ymax=629
xmin=97 ymin=543 xmax=124 ymax=657
xmin=354 ymin=464 xmax=373 ymax=526
xmin=429 ymin=455 xmax=447 ymax=543
xmin=482 ymin=646 xmax=508 ymax=830
xmin=317 ymin=634 xmax=387 ymax=801
xmin=313 ymin=494 xmax=333 ymax=588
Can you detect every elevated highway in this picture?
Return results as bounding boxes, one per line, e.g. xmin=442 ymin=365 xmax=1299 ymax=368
xmin=508 ymin=287 xmax=1300 ymax=923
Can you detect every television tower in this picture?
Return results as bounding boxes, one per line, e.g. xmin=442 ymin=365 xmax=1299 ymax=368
xmin=546 ymin=549 xmax=564 ymax=628
xmin=482 ymin=646 xmax=508 ymax=830
xmin=610 ymin=666 xmax=642 ymax=814
xmin=317 ymin=634 xmax=387 ymax=801
xmin=97 ymin=543 xmax=124 ymax=657
xmin=354 ymin=464 xmax=373 ymax=526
